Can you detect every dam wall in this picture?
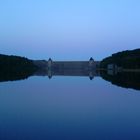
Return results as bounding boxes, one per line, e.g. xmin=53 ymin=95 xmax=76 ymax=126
xmin=52 ymin=61 xmax=90 ymax=70
xmin=34 ymin=59 xmax=100 ymax=79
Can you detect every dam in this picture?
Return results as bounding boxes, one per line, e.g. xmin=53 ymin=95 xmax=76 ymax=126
xmin=34 ymin=58 xmax=100 ymax=79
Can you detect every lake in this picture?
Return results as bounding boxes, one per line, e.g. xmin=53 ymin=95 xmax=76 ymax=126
xmin=0 ymin=73 xmax=140 ymax=140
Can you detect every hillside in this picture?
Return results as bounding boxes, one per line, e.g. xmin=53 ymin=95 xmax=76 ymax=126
xmin=100 ymin=49 xmax=140 ymax=69
xmin=0 ymin=54 xmax=38 ymax=82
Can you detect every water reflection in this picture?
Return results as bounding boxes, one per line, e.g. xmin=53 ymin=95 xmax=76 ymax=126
xmin=0 ymin=69 xmax=33 ymax=82
xmin=0 ymin=66 xmax=140 ymax=90
xmin=34 ymin=66 xmax=100 ymax=80
xmin=101 ymin=70 xmax=140 ymax=90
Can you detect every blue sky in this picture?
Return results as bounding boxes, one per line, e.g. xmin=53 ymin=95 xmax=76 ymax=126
xmin=0 ymin=0 xmax=140 ymax=60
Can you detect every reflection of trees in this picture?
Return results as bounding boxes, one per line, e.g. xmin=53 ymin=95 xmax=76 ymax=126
xmin=0 ymin=54 xmax=38 ymax=82
xmin=100 ymin=70 xmax=140 ymax=90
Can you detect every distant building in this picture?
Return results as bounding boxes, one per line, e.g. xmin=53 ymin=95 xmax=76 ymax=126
xmin=48 ymin=58 xmax=52 ymax=69
xmin=107 ymin=64 xmax=117 ymax=70
xmin=90 ymin=57 xmax=94 ymax=61
xmin=89 ymin=57 xmax=94 ymax=68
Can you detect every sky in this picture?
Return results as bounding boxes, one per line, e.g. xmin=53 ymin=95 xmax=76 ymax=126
xmin=0 ymin=0 xmax=140 ymax=60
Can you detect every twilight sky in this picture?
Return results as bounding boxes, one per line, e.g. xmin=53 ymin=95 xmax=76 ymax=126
xmin=0 ymin=0 xmax=140 ymax=60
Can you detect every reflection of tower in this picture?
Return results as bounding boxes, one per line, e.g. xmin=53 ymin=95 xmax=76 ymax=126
xmin=89 ymin=71 xmax=94 ymax=80
xmin=48 ymin=58 xmax=53 ymax=79
xmin=48 ymin=69 xmax=52 ymax=79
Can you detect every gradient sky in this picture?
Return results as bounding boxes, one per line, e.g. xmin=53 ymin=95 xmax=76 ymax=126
xmin=0 ymin=0 xmax=140 ymax=60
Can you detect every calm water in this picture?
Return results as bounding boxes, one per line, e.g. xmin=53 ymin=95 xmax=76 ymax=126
xmin=0 ymin=76 xmax=140 ymax=140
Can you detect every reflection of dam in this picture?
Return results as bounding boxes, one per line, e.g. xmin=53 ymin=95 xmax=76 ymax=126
xmin=34 ymin=59 xmax=100 ymax=79
xmin=36 ymin=67 xmax=100 ymax=80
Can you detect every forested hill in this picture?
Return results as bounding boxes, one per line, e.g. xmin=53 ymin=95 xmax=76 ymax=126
xmin=0 ymin=54 xmax=38 ymax=82
xmin=100 ymin=49 xmax=140 ymax=69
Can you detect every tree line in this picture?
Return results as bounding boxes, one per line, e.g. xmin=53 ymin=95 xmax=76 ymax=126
xmin=0 ymin=54 xmax=38 ymax=82
xmin=100 ymin=49 xmax=140 ymax=69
